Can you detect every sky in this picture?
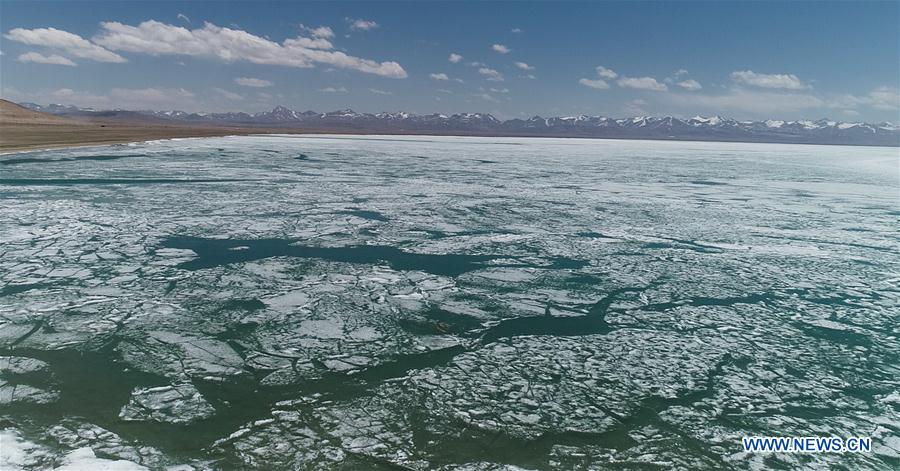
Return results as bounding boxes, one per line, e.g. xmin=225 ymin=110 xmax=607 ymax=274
xmin=1 ymin=1 xmax=898 ymax=122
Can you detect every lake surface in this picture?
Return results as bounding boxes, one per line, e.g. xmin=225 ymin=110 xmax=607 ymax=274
xmin=1 ymin=135 xmax=898 ymax=469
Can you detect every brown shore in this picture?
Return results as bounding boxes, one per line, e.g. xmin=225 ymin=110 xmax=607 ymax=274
xmin=0 ymin=121 xmax=438 ymax=154
xmin=0 ymin=122 xmax=268 ymax=153
xmin=0 ymin=99 xmax=259 ymax=153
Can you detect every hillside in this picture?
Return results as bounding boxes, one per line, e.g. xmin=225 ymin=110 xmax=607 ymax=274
xmin=0 ymin=99 xmax=82 ymax=125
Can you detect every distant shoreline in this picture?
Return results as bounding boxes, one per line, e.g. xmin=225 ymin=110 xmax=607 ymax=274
xmin=1 ymin=123 xmax=898 ymax=155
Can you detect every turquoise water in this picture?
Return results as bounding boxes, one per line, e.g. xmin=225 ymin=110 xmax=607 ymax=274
xmin=1 ymin=135 xmax=898 ymax=469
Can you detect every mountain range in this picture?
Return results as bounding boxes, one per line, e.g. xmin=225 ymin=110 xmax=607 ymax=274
xmin=19 ymin=102 xmax=899 ymax=147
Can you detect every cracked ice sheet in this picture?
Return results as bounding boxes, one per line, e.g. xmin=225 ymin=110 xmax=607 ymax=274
xmin=217 ymin=330 xmax=732 ymax=469
xmin=0 ymin=356 xmax=58 ymax=405
xmin=0 ymin=421 xmax=197 ymax=470
xmin=1 ymin=136 xmax=899 ymax=469
xmin=119 ymin=383 xmax=216 ymax=424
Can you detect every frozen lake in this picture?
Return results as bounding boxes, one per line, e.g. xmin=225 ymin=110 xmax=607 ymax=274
xmin=1 ymin=135 xmax=898 ymax=469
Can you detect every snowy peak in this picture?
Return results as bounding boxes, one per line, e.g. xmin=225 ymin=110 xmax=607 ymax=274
xmin=259 ymin=105 xmax=303 ymax=121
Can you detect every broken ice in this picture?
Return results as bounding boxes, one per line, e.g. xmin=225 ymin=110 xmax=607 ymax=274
xmin=1 ymin=135 xmax=898 ymax=469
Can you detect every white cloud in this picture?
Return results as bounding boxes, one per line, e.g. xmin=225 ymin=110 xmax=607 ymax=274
xmin=824 ymin=94 xmax=864 ymax=110
xmin=91 ymin=20 xmax=406 ymax=78
xmin=37 ymin=87 xmax=198 ymax=110
xmin=480 ymin=93 xmax=499 ymax=103
xmin=664 ymin=89 xmax=825 ymax=115
xmin=866 ymin=86 xmax=899 ymax=110
xmin=624 ymin=99 xmax=648 ymax=116
xmin=436 ymin=88 xmax=453 ymax=94
xmin=828 ymin=87 xmax=900 ymax=111
xmin=677 ymin=79 xmax=702 ymax=91
xmin=478 ymin=67 xmax=504 ymax=81
xmin=596 ymin=66 xmax=617 ymax=79
xmin=522 ymin=73 xmax=536 ymax=80
xmin=318 ymin=86 xmax=348 ymax=93
xmin=590 ymin=66 xmax=666 ymax=93
xmin=660 ymin=85 xmax=898 ymax=118
xmin=177 ymin=13 xmax=190 ymax=23
xmin=213 ymin=88 xmax=243 ymax=100
xmin=429 ymin=73 xmax=449 ymax=81
xmin=730 ymin=70 xmax=807 ymax=90
xmin=347 ymin=18 xmax=378 ymax=31
xmin=511 ymin=28 xmax=524 ymax=33
xmin=578 ymin=78 xmax=609 ymax=89
xmin=674 ymin=68 xmax=688 ymax=77
xmin=234 ymin=77 xmax=273 ymax=88
xmin=285 ymin=36 xmax=333 ymax=50
xmin=4 ymin=27 xmax=126 ymax=63
xmin=125 ymin=88 xmax=188 ymax=109
xmin=50 ymin=88 xmax=77 ymax=98
xmin=489 ymin=87 xmax=509 ymax=94
xmin=617 ymin=76 xmax=668 ymax=92
xmin=491 ymin=44 xmax=510 ymax=54
xmin=304 ymin=25 xmax=334 ymax=39
xmin=370 ymin=88 xmax=392 ymax=95
xmin=514 ymin=61 xmax=534 ymax=71
xmin=0 ymin=85 xmax=299 ymax=112
xmin=448 ymin=53 xmax=463 ymax=63
xmin=113 ymin=87 xmax=194 ymax=100
xmin=17 ymin=52 xmax=76 ymax=66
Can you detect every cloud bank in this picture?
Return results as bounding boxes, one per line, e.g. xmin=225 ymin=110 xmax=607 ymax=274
xmin=578 ymin=78 xmax=609 ymax=89
xmin=5 ymin=27 xmax=126 ymax=63
xmin=617 ymin=76 xmax=668 ymax=92
xmin=478 ymin=67 xmax=504 ymax=82
xmin=234 ymin=77 xmax=273 ymax=88
xmin=676 ymin=79 xmax=702 ymax=91
xmin=515 ymin=62 xmax=534 ymax=71
xmin=491 ymin=44 xmax=510 ymax=54
xmin=730 ymin=70 xmax=806 ymax=90
xmin=17 ymin=52 xmax=77 ymax=66
xmin=87 ymin=20 xmax=406 ymax=77
xmin=347 ymin=19 xmax=378 ymax=31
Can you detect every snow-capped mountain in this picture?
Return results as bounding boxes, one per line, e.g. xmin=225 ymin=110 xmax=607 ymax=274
xmin=18 ymin=102 xmax=899 ymax=146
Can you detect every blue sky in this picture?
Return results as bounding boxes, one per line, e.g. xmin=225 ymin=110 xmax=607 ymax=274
xmin=2 ymin=1 xmax=898 ymax=121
